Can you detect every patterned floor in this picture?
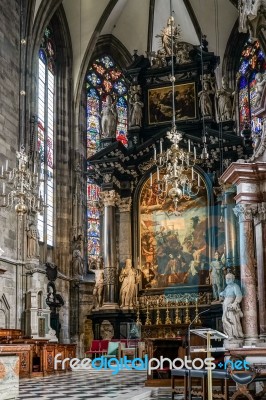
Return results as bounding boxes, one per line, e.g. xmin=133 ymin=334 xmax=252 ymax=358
xmin=18 ymin=369 xmax=149 ymax=400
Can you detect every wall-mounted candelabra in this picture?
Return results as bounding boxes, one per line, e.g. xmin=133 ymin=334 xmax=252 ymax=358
xmin=0 ymin=146 xmax=44 ymax=219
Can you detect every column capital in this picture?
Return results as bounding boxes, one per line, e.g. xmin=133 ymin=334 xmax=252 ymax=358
xmin=100 ymin=190 xmax=119 ymax=207
xmin=118 ymin=197 xmax=132 ymax=212
xmin=233 ymin=203 xmax=257 ymax=222
xmin=254 ymin=202 xmax=266 ymax=223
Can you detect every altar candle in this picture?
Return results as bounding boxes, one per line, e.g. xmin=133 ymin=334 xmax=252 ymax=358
xmin=194 ymin=147 xmax=196 ymax=160
xmin=150 ymin=173 xmax=152 ymax=186
xmin=160 ymin=140 xmax=162 ymax=154
xmin=5 ymin=160 xmax=8 ymax=171
xmin=154 ymin=147 xmax=156 ymax=161
xmin=192 ymin=166 xmax=194 ymax=180
xmin=198 ymin=173 xmax=201 ymax=187
xmin=157 ymin=167 xmax=159 ymax=181
xmin=188 ymin=139 xmax=191 ymax=153
xmin=2 ymin=182 xmax=5 ymax=195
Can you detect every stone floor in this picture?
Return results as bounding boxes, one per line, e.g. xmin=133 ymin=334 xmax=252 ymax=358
xmin=18 ymin=370 xmax=151 ymax=400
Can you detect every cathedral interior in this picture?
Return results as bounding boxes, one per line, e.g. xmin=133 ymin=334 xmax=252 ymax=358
xmin=2 ymin=0 xmax=266 ymax=399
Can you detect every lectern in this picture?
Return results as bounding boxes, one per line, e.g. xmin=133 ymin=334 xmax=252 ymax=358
xmin=189 ymin=328 xmax=228 ymax=400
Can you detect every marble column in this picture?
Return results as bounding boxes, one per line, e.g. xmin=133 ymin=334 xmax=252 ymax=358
xmin=118 ymin=197 xmax=132 ymax=262
xmin=100 ymin=190 xmax=119 ymax=308
xmin=254 ymin=202 xmax=266 ymax=339
xmin=223 ymin=185 xmax=239 ymax=269
xmin=233 ymin=204 xmax=259 ymax=344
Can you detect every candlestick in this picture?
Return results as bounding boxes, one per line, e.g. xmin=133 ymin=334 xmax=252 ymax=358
xmin=145 ymin=301 xmax=151 ymax=325
xmin=174 ymin=307 xmax=181 ymax=324
xmin=165 ymin=299 xmax=171 ymax=325
xmin=194 ymin=299 xmax=202 ymax=325
xmin=156 ymin=299 xmax=162 ymax=325
xmin=136 ymin=301 xmax=142 ymax=326
xmin=185 ymin=299 xmax=191 ymax=324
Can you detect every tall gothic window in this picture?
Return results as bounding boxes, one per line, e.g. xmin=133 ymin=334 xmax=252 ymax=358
xmin=86 ymin=55 xmax=128 ymax=261
xmin=238 ymin=40 xmax=266 ymax=135
xmin=37 ymin=27 xmax=56 ymax=246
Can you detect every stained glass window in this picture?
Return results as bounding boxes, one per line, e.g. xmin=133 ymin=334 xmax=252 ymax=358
xmin=37 ymin=27 xmax=56 ymax=246
xmin=238 ymin=40 xmax=266 ymax=136
xmin=86 ymin=55 xmax=128 ymax=260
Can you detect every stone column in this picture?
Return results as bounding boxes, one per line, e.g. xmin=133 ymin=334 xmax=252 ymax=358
xmin=254 ymin=202 xmax=266 ymax=339
xmin=223 ymin=185 xmax=239 ymax=269
xmin=118 ymin=197 xmax=132 ymax=262
xmin=233 ymin=204 xmax=259 ymax=344
xmin=100 ymin=190 xmax=119 ymax=308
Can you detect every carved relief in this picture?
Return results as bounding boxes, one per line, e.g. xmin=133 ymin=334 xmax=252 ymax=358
xmin=100 ymin=190 xmax=117 ymax=207
xmin=118 ymin=197 xmax=132 ymax=212
xmin=103 ymin=267 xmax=117 ymax=285
xmin=100 ymin=320 xmax=114 ymax=340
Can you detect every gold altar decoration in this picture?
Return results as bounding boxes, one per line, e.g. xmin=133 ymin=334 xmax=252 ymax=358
xmin=184 ymin=299 xmax=191 ymax=324
xmin=165 ymin=301 xmax=172 ymax=325
xmin=145 ymin=301 xmax=152 ymax=325
xmin=156 ymin=300 xmax=162 ymax=325
xmin=174 ymin=307 xmax=182 ymax=324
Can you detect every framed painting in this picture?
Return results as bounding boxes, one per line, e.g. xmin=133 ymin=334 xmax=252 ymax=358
xmin=139 ymin=171 xmax=210 ymax=290
xmin=148 ymin=82 xmax=197 ymax=124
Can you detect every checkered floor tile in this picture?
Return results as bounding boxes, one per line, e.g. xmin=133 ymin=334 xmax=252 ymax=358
xmin=18 ymin=369 xmax=147 ymax=400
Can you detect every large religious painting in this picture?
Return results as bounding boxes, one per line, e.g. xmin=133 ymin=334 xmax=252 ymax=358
xmin=148 ymin=82 xmax=196 ymax=124
xmin=139 ymin=171 xmax=209 ymax=290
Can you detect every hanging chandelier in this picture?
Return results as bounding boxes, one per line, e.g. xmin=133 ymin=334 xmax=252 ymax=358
xmin=150 ymin=11 xmax=202 ymax=211
xmin=0 ymin=145 xmax=44 ymax=219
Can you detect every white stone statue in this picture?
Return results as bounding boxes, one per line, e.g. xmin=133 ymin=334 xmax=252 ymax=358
xmin=198 ymin=79 xmax=215 ymax=118
xmin=216 ymin=77 xmax=234 ymax=122
xmin=101 ymin=95 xmax=117 ymax=138
xmin=209 ymin=250 xmax=225 ymax=301
xmin=119 ymin=258 xmax=138 ymax=309
xmin=130 ymin=93 xmax=144 ymax=127
xmin=155 ymin=17 xmax=181 ymax=56
xmin=238 ymin=0 xmax=263 ymax=33
xmin=220 ymin=273 xmax=244 ymax=341
xmin=254 ymin=72 xmax=266 ymax=107
xmin=27 ymin=222 xmax=40 ymax=259
xmin=89 ymin=256 xmax=104 ymax=310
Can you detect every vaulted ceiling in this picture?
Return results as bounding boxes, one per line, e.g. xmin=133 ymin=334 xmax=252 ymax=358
xmin=33 ymin=0 xmax=239 ymax=92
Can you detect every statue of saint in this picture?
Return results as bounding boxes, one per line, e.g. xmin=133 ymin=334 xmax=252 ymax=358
xmin=216 ymin=77 xmax=234 ymax=122
xmin=130 ymin=93 xmax=144 ymax=127
xmin=254 ymin=72 xmax=266 ymax=107
xmin=220 ymin=273 xmax=244 ymax=340
xmin=101 ymin=95 xmax=117 ymax=138
xmin=89 ymin=256 xmax=104 ymax=310
xmin=72 ymin=250 xmax=84 ymax=280
xmin=198 ymin=80 xmax=215 ymax=117
xmin=156 ymin=17 xmax=180 ymax=56
xmin=119 ymin=258 xmax=138 ymax=309
xmin=27 ymin=223 xmax=40 ymax=259
xmin=209 ymin=250 xmax=225 ymax=301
